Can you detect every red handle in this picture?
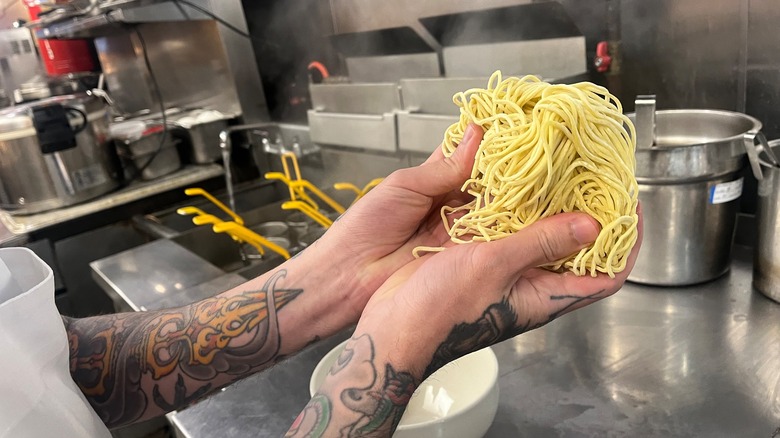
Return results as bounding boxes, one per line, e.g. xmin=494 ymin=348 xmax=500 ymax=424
xmin=307 ymin=61 xmax=330 ymax=79
xmin=594 ymin=41 xmax=612 ymax=73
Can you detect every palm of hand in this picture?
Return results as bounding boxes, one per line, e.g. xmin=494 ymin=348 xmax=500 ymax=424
xmin=320 ymin=127 xmax=482 ymax=307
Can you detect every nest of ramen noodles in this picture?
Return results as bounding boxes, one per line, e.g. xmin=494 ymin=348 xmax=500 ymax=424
xmin=428 ymin=71 xmax=638 ymax=278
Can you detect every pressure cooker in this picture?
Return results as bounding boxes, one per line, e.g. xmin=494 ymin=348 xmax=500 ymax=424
xmin=0 ymin=94 xmax=121 ymax=215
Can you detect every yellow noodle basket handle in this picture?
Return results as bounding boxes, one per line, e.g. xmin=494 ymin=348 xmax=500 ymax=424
xmin=282 ymin=200 xmax=333 ymax=229
xmin=184 ymin=187 xmax=244 ymax=226
xmin=265 ymin=172 xmax=320 ymax=211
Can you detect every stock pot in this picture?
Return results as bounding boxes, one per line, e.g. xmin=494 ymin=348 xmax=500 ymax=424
xmin=628 ymin=109 xmax=760 ymax=286
xmin=0 ymin=94 xmax=120 ymax=215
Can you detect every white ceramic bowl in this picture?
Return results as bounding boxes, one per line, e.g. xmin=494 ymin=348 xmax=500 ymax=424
xmin=309 ymin=341 xmax=499 ymax=438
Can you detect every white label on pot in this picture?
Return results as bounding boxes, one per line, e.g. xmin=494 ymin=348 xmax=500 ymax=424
xmin=72 ymin=164 xmax=108 ymax=191
xmin=710 ymin=178 xmax=743 ymax=204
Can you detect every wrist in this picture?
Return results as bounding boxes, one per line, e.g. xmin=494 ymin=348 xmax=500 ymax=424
xmin=352 ymin=313 xmax=435 ymax=382
xmin=309 ymin=332 xmax=422 ymax=437
xmin=303 ymin=230 xmax=378 ymax=321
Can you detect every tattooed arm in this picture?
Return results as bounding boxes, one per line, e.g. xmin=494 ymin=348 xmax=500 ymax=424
xmin=287 ymin=207 xmax=643 ymax=437
xmin=63 ymin=125 xmax=486 ymax=428
xmin=62 ymin=238 xmax=365 ymax=428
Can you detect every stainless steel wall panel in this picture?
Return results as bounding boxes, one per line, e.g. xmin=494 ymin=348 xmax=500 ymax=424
xmin=346 ymin=53 xmax=440 ymax=83
xmin=95 ymin=20 xmax=242 ymax=117
xmin=307 ymin=110 xmax=397 ymax=152
xmin=397 ymin=112 xmax=457 ymax=153
xmin=310 ymin=83 xmax=401 ymax=114
xmin=442 ymin=37 xmax=586 ymax=79
xmin=746 ymin=0 xmax=780 ymax=140
xmin=620 ymin=0 xmax=743 ymax=111
xmin=329 ymin=0 xmax=532 ymax=33
xmin=746 ymin=0 xmax=780 ymax=68
xmin=400 ymin=77 xmax=487 ymax=114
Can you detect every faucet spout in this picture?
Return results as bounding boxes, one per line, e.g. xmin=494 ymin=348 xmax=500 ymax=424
xmin=217 ymin=123 xmax=276 ymax=213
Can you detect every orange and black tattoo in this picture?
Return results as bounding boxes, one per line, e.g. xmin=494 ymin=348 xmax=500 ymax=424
xmin=63 ymin=269 xmax=302 ymax=427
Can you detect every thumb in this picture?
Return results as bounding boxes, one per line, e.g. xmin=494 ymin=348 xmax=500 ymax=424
xmin=385 ymin=123 xmax=482 ymax=198
xmin=490 ymin=213 xmax=600 ymax=275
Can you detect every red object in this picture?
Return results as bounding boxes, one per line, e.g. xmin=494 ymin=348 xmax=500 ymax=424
xmin=594 ymin=41 xmax=612 ymax=73
xmin=142 ymin=124 xmax=165 ymax=136
xmin=307 ymin=61 xmax=330 ymax=79
xmin=26 ymin=2 xmax=97 ymax=76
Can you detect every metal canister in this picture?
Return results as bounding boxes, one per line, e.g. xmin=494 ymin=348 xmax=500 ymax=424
xmin=628 ymin=109 xmax=760 ymax=286
xmin=750 ymin=139 xmax=780 ymax=303
xmin=252 ymin=221 xmax=289 ymax=239
xmin=0 ymin=94 xmax=120 ymax=215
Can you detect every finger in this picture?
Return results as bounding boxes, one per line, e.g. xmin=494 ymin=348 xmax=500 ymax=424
xmin=504 ymin=207 xmax=643 ymax=330
xmin=423 ymin=122 xmax=482 ymax=165
xmin=525 ymin=202 xmax=643 ymax=322
xmin=488 ymin=213 xmax=601 ymax=277
xmin=422 ymin=144 xmax=445 ymax=165
xmin=385 ymin=123 xmax=483 ymax=198
xmin=559 ymin=200 xmax=644 ymax=295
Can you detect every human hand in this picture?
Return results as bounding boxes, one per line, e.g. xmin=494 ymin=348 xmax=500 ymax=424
xmin=358 ymin=205 xmax=643 ymax=377
xmin=290 ymin=208 xmax=643 ymax=438
xmin=313 ymin=123 xmax=484 ymax=318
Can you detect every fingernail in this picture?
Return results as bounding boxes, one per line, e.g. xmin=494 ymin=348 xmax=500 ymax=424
xmin=571 ymin=217 xmax=600 ymax=245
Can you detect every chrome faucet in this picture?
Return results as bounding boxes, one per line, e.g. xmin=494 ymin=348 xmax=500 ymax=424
xmin=218 ymin=123 xmax=275 ymax=213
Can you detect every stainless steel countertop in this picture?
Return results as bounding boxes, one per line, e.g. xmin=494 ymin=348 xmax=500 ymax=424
xmin=0 ymin=164 xmax=223 ymax=237
xmin=166 ymin=245 xmax=780 ymax=437
xmin=0 ymin=220 xmax=26 ymax=247
xmin=91 ymin=239 xmax=235 ymax=312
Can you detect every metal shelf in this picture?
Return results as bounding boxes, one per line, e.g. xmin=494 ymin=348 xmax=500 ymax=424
xmin=33 ymin=0 xmax=215 ymax=39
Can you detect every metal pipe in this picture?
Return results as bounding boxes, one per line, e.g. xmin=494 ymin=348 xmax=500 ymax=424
xmin=218 ymin=122 xmax=274 ymax=213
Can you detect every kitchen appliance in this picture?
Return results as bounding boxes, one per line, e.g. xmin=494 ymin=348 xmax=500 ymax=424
xmin=111 ymin=121 xmax=181 ymax=181
xmin=25 ymin=2 xmax=97 ymax=77
xmin=628 ymin=108 xmax=761 ymax=286
xmin=171 ymin=110 xmax=234 ymax=164
xmin=748 ymin=139 xmax=780 ymax=303
xmin=37 ymin=37 xmax=96 ymax=76
xmin=0 ymin=94 xmax=120 ymax=215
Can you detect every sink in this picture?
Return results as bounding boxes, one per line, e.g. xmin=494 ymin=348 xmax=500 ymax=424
xmin=169 ymin=224 xmax=288 ymax=280
xmin=170 ymin=226 xmax=248 ymax=273
xmin=93 ymin=182 xmax=325 ymax=312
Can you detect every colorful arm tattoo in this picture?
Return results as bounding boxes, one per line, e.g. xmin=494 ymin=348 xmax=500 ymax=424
xmin=64 ymin=269 xmax=302 ymax=427
xmin=286 ymin=335 xmax=418 ymax=438
xmin=288 ymin=291 xmax=608 ymax=437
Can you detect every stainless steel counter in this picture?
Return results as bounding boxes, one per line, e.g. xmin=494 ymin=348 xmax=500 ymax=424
xmin=90 ymin=239 xmax=245 ymax=312
xmin=0 ymin=220 xmax=26 ymax=247
xmin=163 ymin=245 xmax=780 ymax=437
xmin=0 ymin=164 xmax=223 ymax=237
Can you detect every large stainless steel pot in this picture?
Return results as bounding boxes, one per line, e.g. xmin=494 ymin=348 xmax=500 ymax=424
xmin=0 ymin=94 xmax=120 ymax=215
xmin=628 ymin=110 xmax=760 ymax=286
xmin=750 ymin=139 xmax=780 ymax=303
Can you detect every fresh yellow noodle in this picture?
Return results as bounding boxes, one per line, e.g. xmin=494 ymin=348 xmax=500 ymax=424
xmin=423 ymin=71 xmax=639 ymax=278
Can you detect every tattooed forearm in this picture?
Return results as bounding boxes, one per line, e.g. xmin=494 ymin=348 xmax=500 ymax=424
xmin=64 ymin=270 xmax=302 ymax=427
xmin=423 ymin=297 xmax=522 ymax=377
xmin=287 ymin=335 xmax=419 ymax=438
xmin=423 ymin=290 xmax=609 ymax=378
